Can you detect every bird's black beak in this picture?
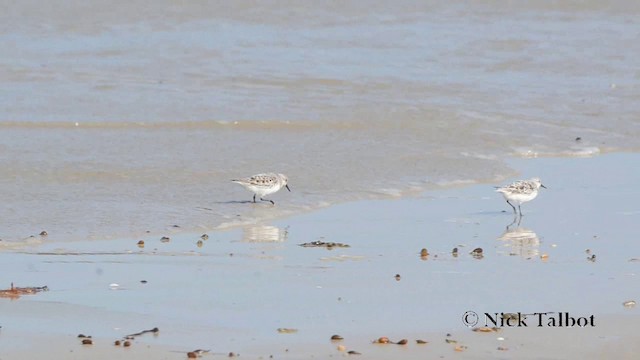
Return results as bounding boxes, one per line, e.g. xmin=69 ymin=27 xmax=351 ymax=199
xmin=286 ymin=184 xmax=291 ymax=192
xmin=541 ymin=184 xmax=547 ymax=189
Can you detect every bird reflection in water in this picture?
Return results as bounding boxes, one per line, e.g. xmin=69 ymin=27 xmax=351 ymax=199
xmin=497 ymin=216 xmax=540 ymax=258
xmin=242 ymin=225 xmax=288 ymax=243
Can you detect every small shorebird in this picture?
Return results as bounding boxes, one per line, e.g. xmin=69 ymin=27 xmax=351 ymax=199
xmin=232 ymin=173 xmax=291 ymax=205
xmin=495 ymin=178 xmax=546 ymax=216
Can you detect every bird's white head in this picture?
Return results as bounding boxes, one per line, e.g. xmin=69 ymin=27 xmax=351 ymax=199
xmin=530 ymin=177 xmax=547 ymax=189
xmin=278 ymin=173 xmax=291 ymax=192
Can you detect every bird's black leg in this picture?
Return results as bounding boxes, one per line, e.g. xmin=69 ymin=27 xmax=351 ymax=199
xmin=518 ymin=205 xmax=523 ymax=217
xmin=506 ymin=200 xmax=517 ymax=215
xmin=260 ymin=197 xmax=275 ymax=205
xmin=253 ymin=194 xmax=256 ymax=203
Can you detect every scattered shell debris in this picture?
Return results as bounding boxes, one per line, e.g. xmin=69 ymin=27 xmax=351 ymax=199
xmin=347 ymin=350 xmax=361 ymax=355
xmin=125 ymin=327 xmax=159 ymax=339
xmin=337 ymin=345 xmax=347 ymax=351
xmin=0 ymin=283 xmax=49 ymax=299
xmin=137 ymin=240 xmax=145 ymax=248
xmin=394 ymin=274 xmax=401 ymax=281
xmin=502 ymin=313 xmax=522 ymax=321
xmin=187 ymin=349 xmax=210 ymax=358
xmin=201 ymin=234 xmax=209 ymax=240
xmin=623 ymin=300 xmax=636 ymax=308
xmin=81 ymin=339 xmax=93 ymax=345
xmin=196 ymin=240 xmax=204 ymax=248
xmin=39 ymin=231 xmax=48 ymax=236
xmin=112 ymin=327 xmax=158 ymax=347
xmin=160 ymin=236 xmax=170 ymax=243
xmin=299 ymin=241 xmax=350 ymax=249
xmin=452 ymin=247 xmax=459 ymax=257
xmin=416 ymin=339 xmax=428 ymax=344
xmin=470 ymin=248 xmax=483 ymax=259
xmin=277 ymin=328 xmax=298 ymax=334
xmin=587 ymin=254 xmax=596 ymax=262
xmin=373 ymin=337 xmax=390 ymax=344
xmin=330 ymin=334 xmax=344 ymax=341
xmin=472 ymin=327 xmax=500 ymax=333
xmin=372 ymin=337 xmax=408 ymax=345
xmin=420 ymin=248 xmax=429 ymax=259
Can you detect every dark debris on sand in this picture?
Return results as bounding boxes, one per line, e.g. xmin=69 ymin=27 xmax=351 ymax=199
xmin=0 ymin=283 xmax=49 ymax=299
xmin=299 ymin=241 xmax=350 ymax=249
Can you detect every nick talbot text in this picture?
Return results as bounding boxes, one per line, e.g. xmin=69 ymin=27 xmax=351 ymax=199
xmin=484 ymin=312 xmax=595 ymax=328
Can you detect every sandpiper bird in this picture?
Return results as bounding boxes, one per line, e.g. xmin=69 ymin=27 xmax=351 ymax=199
xmin=495 ymin=178 xmax=546 ymax=216
xmin=232 ymin=173 xmax=291 ymax=205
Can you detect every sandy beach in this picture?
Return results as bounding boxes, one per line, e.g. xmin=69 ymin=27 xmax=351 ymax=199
xmin=1 ymin=153 xmax=639 ymax=359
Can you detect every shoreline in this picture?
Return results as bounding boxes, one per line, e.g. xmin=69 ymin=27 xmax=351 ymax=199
xmin=2 ymin=153 xmax=640 ymax=359
xmin=1 ymin=149 xmax=618 ymax=247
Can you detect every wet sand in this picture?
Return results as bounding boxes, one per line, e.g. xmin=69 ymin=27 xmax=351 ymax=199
xmin=1 ymin=153 xmax=639 ymax=359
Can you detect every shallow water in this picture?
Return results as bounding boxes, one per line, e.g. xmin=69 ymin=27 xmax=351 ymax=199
xmin=1 ymin=1 xmax=639 ymax=241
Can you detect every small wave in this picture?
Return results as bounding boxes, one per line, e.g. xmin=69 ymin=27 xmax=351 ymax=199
xmin=459 ymin=152 xmax=498 ymax=160
xmin=513 ymin=148 xmax=541 ymax=158
xmin=371 ymin=188 xmax=404 ymax=197
xmin=562 ymin=147 xmax=601 ymax=157
xmin=513 ymin=146 xmax=601 ymax=158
